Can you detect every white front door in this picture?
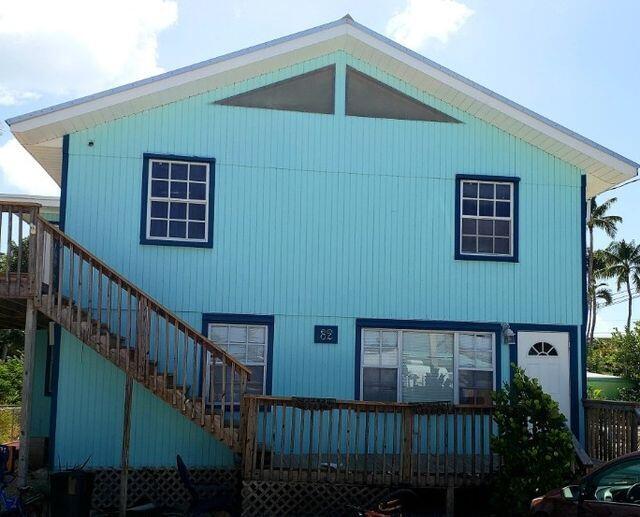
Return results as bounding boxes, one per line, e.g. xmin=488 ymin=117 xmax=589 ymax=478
xmin=517 ymin=331 xmax=571 ymax=425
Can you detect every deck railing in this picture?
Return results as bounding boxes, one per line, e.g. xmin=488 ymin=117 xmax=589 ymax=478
xmin=240 ymin=395 xmax=497 ymax=486
xmin=0 ymin=203 xmax=38 ymax=298
xmin=584 ymin=399 xmax=640 ymax=463
xmin=0 ymin=199 xmax=251 ymax=449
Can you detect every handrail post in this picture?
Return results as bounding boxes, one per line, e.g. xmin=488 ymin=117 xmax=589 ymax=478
xmin=28 ymin=208 xmax=39 ymax=302
xmin=242 ymin=396 xmax=258 ymax=480
xmin=401 ymin=406 xmax=413 ymax=483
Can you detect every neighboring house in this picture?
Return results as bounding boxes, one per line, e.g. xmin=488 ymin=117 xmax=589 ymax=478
xmin=2 ymin=15 xmax=637 ymax=513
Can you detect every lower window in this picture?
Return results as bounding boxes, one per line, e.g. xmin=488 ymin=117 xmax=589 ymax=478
xmin=207 ymin=322 xmax=268 ymax=396
xmin=360 ymin=328 xmax=494 ymax=406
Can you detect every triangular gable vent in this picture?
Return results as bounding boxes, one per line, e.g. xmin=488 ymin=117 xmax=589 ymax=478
xmin=214 ymin=65 xmax=335 ymax=114
xmin=345 ymin=66 xmax=460 ymax=123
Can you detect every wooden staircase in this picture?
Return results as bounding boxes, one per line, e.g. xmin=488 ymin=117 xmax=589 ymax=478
xmin=0 ymin=202 xmax=249 ymax=451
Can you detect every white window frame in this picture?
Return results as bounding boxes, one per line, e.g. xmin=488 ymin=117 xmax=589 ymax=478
xmin=360 ymin=328 xmax=496 ymax=405
xmin=146 ymin=158 xmax=210 ymax=243
xmin=459 ymin=179 xmax=514 ymax=257
xmin=207 ymin=323 xmax=268 ymax=395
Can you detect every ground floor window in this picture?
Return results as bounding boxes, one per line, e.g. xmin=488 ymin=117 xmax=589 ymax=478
xmin=207 ymin=322 xmax=269 ymax=395
xmin=360 ymin=328 xmax=494 ymax=406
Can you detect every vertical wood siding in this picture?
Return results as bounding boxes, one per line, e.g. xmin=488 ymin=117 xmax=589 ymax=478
xmin=53 ymin=51 xmax=584 ymax=466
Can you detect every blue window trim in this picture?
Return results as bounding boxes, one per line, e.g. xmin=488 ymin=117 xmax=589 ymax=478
xmin=507 ymin=323 xmax=580 ymax=437
xmin=201 ymin=313 xmax=274 ymax=397
xmin=454 ymin=174 xmax=520 ymax=262
xmin=580 ymin=175 xmax=588 ymax=408
xmin=354 ymin=318 xmax=502 ymax=403
xmin=140 ymin=153 xmax=215 ymax=248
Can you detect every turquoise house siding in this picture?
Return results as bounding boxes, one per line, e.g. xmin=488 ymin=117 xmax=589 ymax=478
xmin=51 ymin=50 xmax=585 ymax=465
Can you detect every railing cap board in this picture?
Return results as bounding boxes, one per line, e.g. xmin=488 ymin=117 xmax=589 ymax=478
xmin=246 ymin=394 xmax=493 ymax=412
xmin=584 ymin=399 xmax=640 ymax=409
xmin=32 ymin=215 xmax=251 ymax=376
xmin=0 ymin=201 xmax=42 ymax=209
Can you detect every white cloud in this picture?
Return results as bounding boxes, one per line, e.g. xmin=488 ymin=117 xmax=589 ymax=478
xmin=0 ymin=87 xmax=40 ymax=107
xmin=0 ymin=0 xmax=178 ymax=100
xmin=386 ymin=0 xmax=473 ymax=50
xmin=0 ymin=138 xmax=59 ymax=195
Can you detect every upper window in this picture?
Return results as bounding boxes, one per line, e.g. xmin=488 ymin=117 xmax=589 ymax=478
xmin=140 ymin=154 xmax=214 ymax=247
xmin=455 ymin=175 xmax=519 ymax=262
xmin=360 ymin=328 xmax=494 ymax=406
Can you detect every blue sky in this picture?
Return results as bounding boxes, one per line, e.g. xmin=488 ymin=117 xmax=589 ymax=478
xmin=0 ymin=0 xmax=638 ymax=333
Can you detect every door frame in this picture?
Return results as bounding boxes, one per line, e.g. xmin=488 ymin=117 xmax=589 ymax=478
xmin=508 ymin=324 xmax=580 ymax=437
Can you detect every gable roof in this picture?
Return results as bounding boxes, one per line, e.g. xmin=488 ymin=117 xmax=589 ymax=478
xmin=6 ymin=15 xmax=637 ymax=197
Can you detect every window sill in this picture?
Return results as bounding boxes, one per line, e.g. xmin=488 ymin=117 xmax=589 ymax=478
xmin=455 ymin=252 xmax=518 ymax=263
xmin=140 ymin=238 xmax=213 ymax=248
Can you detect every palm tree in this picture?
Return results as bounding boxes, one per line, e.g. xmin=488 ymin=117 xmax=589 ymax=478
xmin=603 ymin=240 xmax=640 ymax=330
xmin=587 ymin=198 xmax=621 ymax=344
xmin=589 ymin=282 xmax=613 ymax=341
xmin=587 ymin=248 xmax=613 ymax=344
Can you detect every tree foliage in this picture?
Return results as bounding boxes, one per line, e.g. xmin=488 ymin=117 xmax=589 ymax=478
xmin=0 ymin=330 xmax=24 ymax=361
xmin=491 ymin=366 xmax=573 ymax=516
xmin=0 ymin=354 xmax=23 ymax=405
xmin=0 ymin=238 xmax=30 ymax=274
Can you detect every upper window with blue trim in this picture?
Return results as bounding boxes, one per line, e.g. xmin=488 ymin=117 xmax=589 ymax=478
xmin=456 ymin=175 xmax=519 ymax=261
xmin=141 ymin=154 xmax=214 ymax=247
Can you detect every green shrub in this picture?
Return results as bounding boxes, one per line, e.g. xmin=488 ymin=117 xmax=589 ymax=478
xmin=0 ymin=355 xmax=23 ymax=405
xmin=491 ymin=366 xmax=573 ymax=516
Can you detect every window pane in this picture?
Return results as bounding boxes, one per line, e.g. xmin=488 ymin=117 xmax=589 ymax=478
xmin=363 ymin=330 xmax=379 ymax=347
xmin=478 ymin=237 xmax=493 ymax=253
xmin=363 ymin=346 xmax=380 ymax=367
xmin=169 ymin=221 xmax=186 ymax=238
xmin=462 ymin=182 xmax=477 ymax=198
xmin=461 ymin=236 xmax=476 ymax=253
xmin=402 ymin=332 xmax=453 ymax=403
xmin=495 ymin=184 xmax=511 ymax=200
xmin=171 ymin=181 xmax=188 ymax=198
xmin=363 ymin=368 xmax=397 ymax=402
xmin=459 ymin=370 xmax=493 ymax=389
xmin=209 ymin=325 xmax=228 ymax=343
xmin=479 ymin=200 xmax=493 ymax=217
xmin=189 ymin=182 xmax=207 ymax=200
xmin=150 ymin=201 xmax=168 ymax=218
xmin=171 ymin=163 xmax=188 ymax=180
xmin=248 ymin=326 xmax=266 ymax=344
xmin=380 ymin=347 xmax=398 ymax=367
xmin=494 ymin=238 xmax=510 ymax=254
xmin=478 ymin=219 xmax=493 ymax=236
xmin=229 ymin=326 xmax=247 ymax=343
xmin=479 ymin=183 xmax=494 ymax=199
xmin=228 ymin=344 xmax=246 ymax=358
xmin=461 ymin=219 xmax=476 ymax=235
xmin=152 ymin=161 xmax=169 ymax=179
xmin=494 ymin=220 xmax=510 ymax=237
xmin=247 ymin=345 xmax=265 ymax=363
xmin=190 ymin=164 xmax=207 ymax=181
xmin=188 ymin=222 xmax=205 ymax=240
xmin=381 ymin=331 xmax=398 ymax=347
xmin=189 ymin=203 xmax=206 ymax=221
xmin=149 ymin=219 xmax=167 ymax=237
xmin=151 ymin=180 xmax=169 ymax=197
xmin=462 ymin=199 xmax=477 ymax=216
xmin=495 ymin=201 xmax=510 ymax=217
xmin=247 ymin=366 xmax=265 ymax=395
xmin=170 ymin=202 xmax=187 ymax=219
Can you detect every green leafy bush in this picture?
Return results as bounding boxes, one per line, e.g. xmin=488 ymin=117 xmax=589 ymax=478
xmin=491 ymin=366 xmax=573 ymax=516
xmin=0 ymin=355 xmax=23 ymax=405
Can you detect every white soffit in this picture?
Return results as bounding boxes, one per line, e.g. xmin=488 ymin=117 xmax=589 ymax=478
xmin=6 ymin=16 xmax=637 ymax=197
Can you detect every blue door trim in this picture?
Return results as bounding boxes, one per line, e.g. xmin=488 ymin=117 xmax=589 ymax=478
xmin=508 ymin=323 xmax=580 ymax=437
xmin=354 ymin=318 xmax=503 ymax=401
xmin=201 ymin=313 xmax=274 ymax=396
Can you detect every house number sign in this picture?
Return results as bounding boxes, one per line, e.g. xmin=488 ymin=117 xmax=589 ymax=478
xmin=314 ymin=325 xmax=338 ymax=344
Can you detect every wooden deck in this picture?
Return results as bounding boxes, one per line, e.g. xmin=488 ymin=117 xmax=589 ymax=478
xmin=239 ymin=395 xmax=499 ymax=488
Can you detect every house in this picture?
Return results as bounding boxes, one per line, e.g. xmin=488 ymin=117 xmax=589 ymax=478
xmin=2 ymin=15 xmax=637 ymax=514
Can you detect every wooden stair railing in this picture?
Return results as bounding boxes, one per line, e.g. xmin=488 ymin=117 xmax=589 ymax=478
xmin=25 ymin=212 xmax=249 ymax=450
